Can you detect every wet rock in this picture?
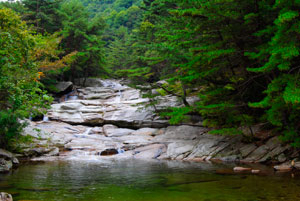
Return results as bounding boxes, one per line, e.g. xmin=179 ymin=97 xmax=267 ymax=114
xmin=233 ymin=167 xmax=252 ymax=172
xmin=0 ymin=192 xmax=13 ymax=201
xmin=251 ymin=169 xmax=261 ymax=174
xmin=0 ymin=149 xmax=18 ymax=164
xmin=274 ymin=164 xmax=292 ymax=172
xmin=0 ymin=159 xmax=12 ymax=172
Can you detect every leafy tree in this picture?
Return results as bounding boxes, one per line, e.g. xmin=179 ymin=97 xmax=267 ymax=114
xmin=0 ymin=8 xmax=52 ymax=149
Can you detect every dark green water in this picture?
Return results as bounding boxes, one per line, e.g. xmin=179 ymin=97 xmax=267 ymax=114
xmin=1 ymin=159 xmax=300 ymax=201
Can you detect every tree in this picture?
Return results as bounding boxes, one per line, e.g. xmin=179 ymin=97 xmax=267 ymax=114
xmin=0 ymin=8 xmax=52 ymax=149
xmin=59 ymin=0 xmax=106 ymax=81
xmin=22 ymin=0 xmax=62 ymax=34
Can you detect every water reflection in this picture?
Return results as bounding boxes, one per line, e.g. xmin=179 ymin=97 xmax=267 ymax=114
xmin=1 ymin=160 xmax=300 ymax=201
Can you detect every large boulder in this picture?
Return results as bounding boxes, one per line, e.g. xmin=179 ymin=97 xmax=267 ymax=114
xmin=0 ymin=192 xmax=13 ymax=201
xmin=0 ymin=149 xmax=19 ymax=173
xmin=0 ymin=159 xmax=12 ymax=173
xmin=55 ymin=81 xmax=73 ymax=94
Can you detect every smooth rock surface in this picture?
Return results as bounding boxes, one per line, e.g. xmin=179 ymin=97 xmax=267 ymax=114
xmin=19 ymin=79 xmax=298 ymax=164
xmin=0 ymin=192 xmax=13 ymax=201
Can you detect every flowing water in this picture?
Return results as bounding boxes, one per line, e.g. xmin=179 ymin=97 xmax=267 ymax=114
xmin=1 ymin=160 xmax=300 ymax=201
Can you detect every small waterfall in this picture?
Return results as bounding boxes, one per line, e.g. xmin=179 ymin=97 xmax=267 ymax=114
xmin=60 ymin=90 xmax=78 ymax=102
xmin=117 ymin=148 xmax=125 ymax=154
xmin=43 ymin=115 xmax=49 ymax=122
xmin=115 ymin=90 xmax=122 ymax=103
xmin=68 ymin=95 xmax=78 ymax=100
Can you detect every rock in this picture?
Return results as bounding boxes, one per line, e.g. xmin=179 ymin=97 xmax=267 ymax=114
xmin=102 ymin=125 xmax=134 ymax=137
xmin=91 ymin=127 xmax=103 ymax=134
xmin=132 ymin=128 xmax=158 ymax=136
xmin=0 ymin=149 xmax=14 ymax=160
xmin=133 ymin=144 xmax=167 ymax=159
xmin=239 ymin=144 xmax=257 ymax=158
xmin=166 ymin=142 xmax=196 ymax=159
xmin=55 ymin=81 xmax=73 ymax=94
xmin=0 ymin=159 xmax=13 ymax=172
xmin=294 ymin=161 xmax=300 ymax=170
xmin=245 ymin=145 xmax=269 ymax=162
xmin=233 ymin=167 xmax=252 ymax=172
xmin=277 ymin=153 xmax=287 ymax=163
xmin=44 ymin=147 xmax=59 ymax=156
xmin=0 ymin=192 xmax=13 ymax=201
xmin=0 ymin=149 xmax=18 ymax=165
xmin=274 ymin=164 xmax=292 ymax=172
xmin=155 ymin=125 xmax=207 ymax=142
xmin=251 ymin=169 xmax=261 ymax=174
xmin=75 ymin=78 xmax=103 ymax=87
xmin=22 ymin=147 xmax=59 ymax=157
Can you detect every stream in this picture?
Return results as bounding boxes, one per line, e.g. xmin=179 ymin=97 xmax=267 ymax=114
xmin=2 ymin=79 xmax=299 ymax=201
xmin=1 ymin=160 xmax=300 ymax=201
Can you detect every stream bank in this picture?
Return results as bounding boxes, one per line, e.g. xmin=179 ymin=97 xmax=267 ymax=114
xmin=1 ymin=79 xmax=299 ymax=173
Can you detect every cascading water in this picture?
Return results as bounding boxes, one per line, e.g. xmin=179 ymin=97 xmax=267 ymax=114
xmin=42 ymin=115 xmax=49 ymax=122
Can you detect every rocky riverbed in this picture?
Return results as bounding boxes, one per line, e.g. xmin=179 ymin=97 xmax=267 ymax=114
xmin=1 ymin=79 xmax=300 ymax=172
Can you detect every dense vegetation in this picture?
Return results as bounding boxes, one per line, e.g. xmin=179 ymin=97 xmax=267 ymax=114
xmin=1 ymin=0 xmax=300 ymax=148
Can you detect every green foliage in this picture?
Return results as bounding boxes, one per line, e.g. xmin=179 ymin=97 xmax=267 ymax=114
xmin=116 ymin=0 xmax=300 ymax=146
xmin=0 ymin=8 xmax=52 ymax=149
xmin=22 ymin=0 xmax=62 ymax=34
xmin=59 ymin=0 xmax=107 ymax=80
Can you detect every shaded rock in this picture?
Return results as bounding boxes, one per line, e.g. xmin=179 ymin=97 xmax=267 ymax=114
xmin=239 ymin=144 xmax=257 ymax=158
xmin=22 ymin=147 xmax=59 ymax=157
xmin=245 ymin=145 xmax=269 ymax=162
xmin=0 ymin=149 xmax=18 ymax=165
xmin=0 ymin=159 xmax=12 ymax=172
xmin=100 ymin=149 xmax=119 ymax=156
xmin=0 ymin=192 xmax=13 ymax=201
xmin=55 ymin=81 xmax=73 ymax=94
xmin=0 ymin=149 xmax=14 ymax=160
xmin=44 ymin=147 xmax=59 ymax=156
xmin=75 ymin=78 xmax=103 ymax=87
xmin=274 ymin=164 xmax=292 ymax=172
xmin=233 ymin=167 xmax=252 ymax=172
xmin=277 ymin=153 xmax=287 ymax=163
xmin=294 ymin=161 xmax=300 ymax=170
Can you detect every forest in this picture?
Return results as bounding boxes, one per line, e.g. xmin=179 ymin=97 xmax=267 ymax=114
xmin=1 ymin=0 xmax=300 ymax=149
